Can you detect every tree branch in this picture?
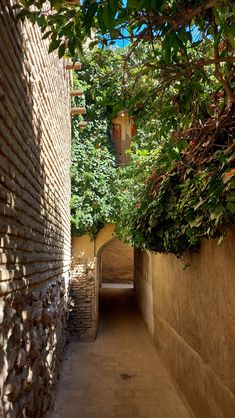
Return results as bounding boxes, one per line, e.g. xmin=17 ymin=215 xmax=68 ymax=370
xmin=212 ymin=12 xmax=235 ymax=106
xmin=135 ymin=0 xmax=220 ymax=35
xmin=132 ymin=57 xmax=235 ymax=77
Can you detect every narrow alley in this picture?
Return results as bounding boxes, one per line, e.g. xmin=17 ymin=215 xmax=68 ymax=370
xmin=53 ymin=285 xmax=194 ymax=418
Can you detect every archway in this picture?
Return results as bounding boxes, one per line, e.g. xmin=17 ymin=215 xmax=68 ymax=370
xmin=97 ymin=238 xmax=134 ymax=287
xmin=70 ymin=224 xmax=134 ymax=341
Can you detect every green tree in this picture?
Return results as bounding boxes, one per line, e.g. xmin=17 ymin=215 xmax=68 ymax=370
xmin=16 ymin=0 xmax=235 ymax=253
xmin=16 ymin=0 xmax=235 ymax=105
xmin=71 ymin=56 xmax=118 ymax=238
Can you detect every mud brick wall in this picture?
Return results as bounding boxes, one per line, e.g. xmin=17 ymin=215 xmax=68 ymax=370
xmin=100 ymin=239 xmax=133 ymax=283
xmin=0 ymin=0 xmax=71 ymax=416
xmin=69 ymin=262 xmax=98 ymax=342
xmin=135 ymin=230 xmax=235 ymax=418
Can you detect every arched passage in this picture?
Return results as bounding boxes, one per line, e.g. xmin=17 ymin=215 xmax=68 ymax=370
xmin=70 ymin=224 xmax=134 ymax=341
xmin=97 ymin=238 xmax=133 ymax=285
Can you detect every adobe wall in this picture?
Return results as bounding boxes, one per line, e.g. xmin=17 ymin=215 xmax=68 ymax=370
xmin=70 ymin=225 xmax=115 ymax=340
xmin=100 ymin=239 xmax=133 ymax=283
xmin=134 ymin=250 xmax=154 ymax=335
xmin=134 ymin=230 xmax=235 ymax=418
xmin=0 ymin=1 xmax=71 ymax=416
xmin=71 ymin=225 xmax=134 ymax=340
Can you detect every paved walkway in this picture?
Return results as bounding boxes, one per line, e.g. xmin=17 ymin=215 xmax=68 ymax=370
xmin=53 ymin=286 xmax=194 ymax=418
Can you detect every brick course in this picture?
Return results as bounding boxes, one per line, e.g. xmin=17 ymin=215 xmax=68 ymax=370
xmin=0 ymin=0 xmax=71 ymax=416
xmin=69 ymin=260 xmax=98 ymax=342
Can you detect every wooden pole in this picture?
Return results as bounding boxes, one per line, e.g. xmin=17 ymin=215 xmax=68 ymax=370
xmin=70 ymin=90 xmax=84 ymax=96
xmin=66 ymin=0 xmax=80 ymax=4
xmin=71 ymin=107 xmax=86 ymax=115
xmin=78 ymin=121 xmax=88 ymax=128
xmin=66 ymin=63 xmax=81 ymax=70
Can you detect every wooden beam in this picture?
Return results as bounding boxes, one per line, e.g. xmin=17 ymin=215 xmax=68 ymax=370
xmin=71 ymin=107 xmax=86 ymax=115
xmin=66 ymin=62 xmax=81 ymax=70
xmin=66 ymin=0 xmax=80 ymax=5
xmin=78 ymin=121 xmax=88 ymax=128
xmin=70 ymin=90 xmax=84 ymax=96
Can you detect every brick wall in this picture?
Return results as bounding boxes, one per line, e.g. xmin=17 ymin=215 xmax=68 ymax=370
xmin=69 ymin=260 xmax=98 ymax=342
xmin=0 ymin=1 xmax=71 ymax=416
xmin=100 ymin=239 xmax=133 ymax=283
xmin=70 ymin=226 xmax=116 ymax=341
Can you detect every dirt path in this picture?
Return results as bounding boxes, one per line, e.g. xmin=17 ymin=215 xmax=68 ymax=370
xmin=53 ymin=286 xmax=194 ymax=418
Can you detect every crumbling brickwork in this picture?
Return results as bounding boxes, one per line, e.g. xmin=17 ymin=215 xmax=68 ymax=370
xmin=0 ymin=0 xmax=71 ymax=416
xmin=69 ymin=260 xmax=98 ymax=342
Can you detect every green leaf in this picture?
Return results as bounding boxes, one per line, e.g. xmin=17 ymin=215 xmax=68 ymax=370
xmin=58 ymin=43 xmax=66 ymax=58
xmin=48 ymin=38 xmax=60 ymax=53
xmin=127 ymin=0 xmax=140 ymax=8
xmin=97 ymin=8 xmax=107 ymax=34
xmin=189 ymin=215 xmax=203 ymax=228
xmin=84 ymin=2 xmax=98 ymax=35
xmin=227 ymin=191 xmax=235 ymax=202
xmin=227 ymin=202 xmax=235 ymax=214
xmin=15 ymin=9 xmax=28 ymax=21
xmin=102 ymin=4 xmax=116 ymax=31
xmin=194 ymin=198 xmax=206 ymax=210
xmin=149 ymin=0 xmax=164 ymax=9
xmin=42 ymin=30 xmax=52 ymax=40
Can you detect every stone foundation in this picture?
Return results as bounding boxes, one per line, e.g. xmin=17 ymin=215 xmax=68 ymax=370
xmin=0 ymin=279 xmax=69 ymax=417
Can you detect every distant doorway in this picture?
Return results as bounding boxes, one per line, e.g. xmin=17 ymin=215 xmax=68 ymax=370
xmin=97 ymin=239 xmax=134 ymax=287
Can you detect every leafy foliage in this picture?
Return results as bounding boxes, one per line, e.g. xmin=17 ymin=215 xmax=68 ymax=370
xmin=115 ymin=107 xmax=235 ymax=254
xmin=15 ymin=0 xmax=235 ymax=103
xmin=69 ymin=45 xmax=235 ymax=252
xmin=71 ymin=59 xmax=117 ymax=238
xmin=15 ymin=0 xmax=235 ymax=252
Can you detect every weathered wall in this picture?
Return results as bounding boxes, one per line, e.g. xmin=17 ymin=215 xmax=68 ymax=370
xmin=71 ymin=225 xmax=133 ymax=339
xmin=72 ymin=224 xmax=115 ymax=265
xmin=69 ymin=260 xmax=97 ymax=342
xmin=134 ymin=250 xmax=154 ymax=335
xmin=0 ymin=1 xmax=71 ymax=416
xmin=134 ymin=230 xmax=235 ymax=418
xmin=70 ymin=225 xmax=114 ymax=340
xmin=100 ymin=239 xmax=133 ymax=283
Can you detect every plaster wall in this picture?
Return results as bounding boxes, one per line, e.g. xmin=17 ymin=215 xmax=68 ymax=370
xmin=134 ymin=249 xmax=154 ymax=335
xmin=72 ymin=224 xmax=115 ymax=265
xmin=134 ymin=230 xmax=235 ymax=418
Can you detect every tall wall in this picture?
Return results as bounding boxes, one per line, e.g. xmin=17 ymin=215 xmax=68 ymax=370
xmin=134 ymin=250 xmax=154 ymax=335
xmin=134 ymin=230 xmax=235 ymax=418
xmin=0 ymin=1 xmax=71 ymax=416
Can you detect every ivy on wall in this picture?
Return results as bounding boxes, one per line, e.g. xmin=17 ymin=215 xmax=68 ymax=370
xmin=70 ymin=52 xmax=120 ymax=238
xmin=70 ymin=45 xmax=235 ymax=254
